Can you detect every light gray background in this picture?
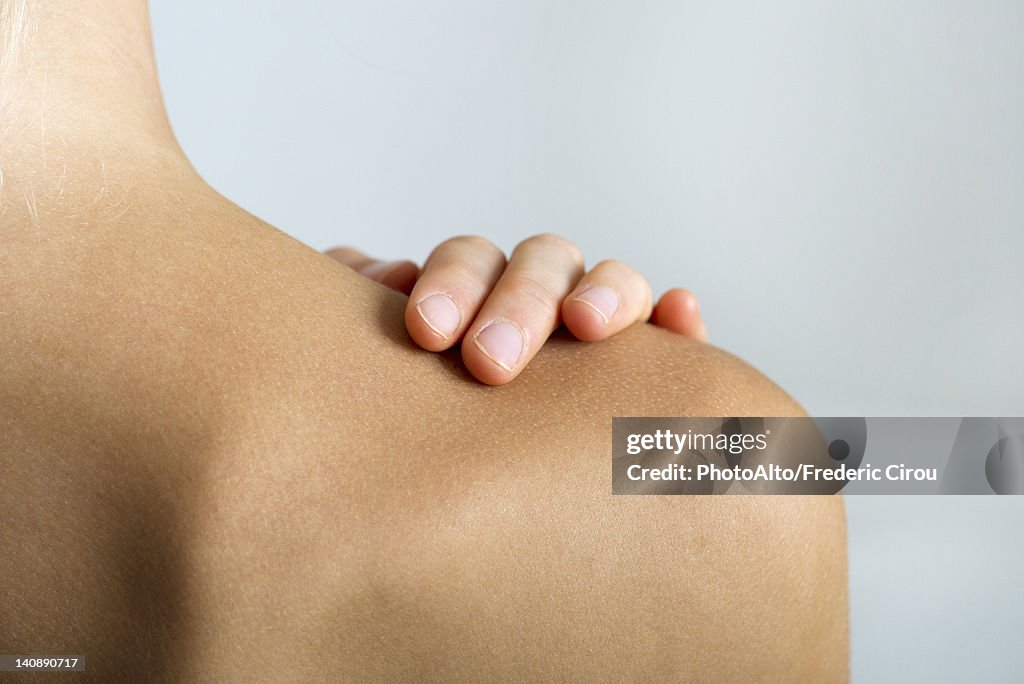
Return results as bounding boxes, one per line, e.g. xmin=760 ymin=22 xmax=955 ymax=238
xmin=149 ymin=2 xmax=1024 ymax=681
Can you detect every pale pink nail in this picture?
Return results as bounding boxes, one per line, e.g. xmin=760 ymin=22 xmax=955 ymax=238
xmin=473 ymin=320 xmax=525 ymax=372
xmin=573 ymin=285 xmax=619 ymax=323
xmin=416 ymin=293 xmax=461 ymax=338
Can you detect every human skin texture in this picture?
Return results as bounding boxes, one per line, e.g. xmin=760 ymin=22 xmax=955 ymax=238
xmin=0 ymin=2 xmax=848 ymax=681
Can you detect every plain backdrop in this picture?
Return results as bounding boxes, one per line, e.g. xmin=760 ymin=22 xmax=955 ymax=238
xmin=150 ymin=2 xmax=1024 ymax=681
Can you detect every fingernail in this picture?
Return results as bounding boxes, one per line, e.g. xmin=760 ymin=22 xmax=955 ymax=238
xmin=573 ymin=285 xmax=619 ymax=323
xmin=473 ymin=320 xmax=525 ymax=372
xmin=416 ymin=293 xmax=461 ymax=339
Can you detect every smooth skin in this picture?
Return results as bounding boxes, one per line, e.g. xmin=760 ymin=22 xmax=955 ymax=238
xmin=0 ymin=2 xmax=848 ymax=682
xmin=328 ymin=236 xmax=708 ymax=384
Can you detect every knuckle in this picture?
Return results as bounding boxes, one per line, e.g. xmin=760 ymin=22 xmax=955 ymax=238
xmin=446 ymin=234 xmax=499 ymax=253
xmin=326 ymin=246 xmax=357 ymax=259
xmin=325 ymin=247 xmax=370 ymax=268
xmin=430 ymin=235 xmax=505 ymax=271
xmin=457 ymin=235 xmax=505 ymax=262
xmin=521 ymin=233 xmax=583 ymax=265
xmin=420 ymin=258 xmax=478 ymax=288
xmin=593 ymin=258 xmax=634 ymax=275
xmin=504 ymin=272 xmax=563 ymax=316
xmin=594 ymin=258 xmax=626 ymax=272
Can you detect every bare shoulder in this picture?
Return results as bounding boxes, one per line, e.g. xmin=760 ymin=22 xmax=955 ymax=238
xmin=165 ymin=219 xmax=848 ymax=681
xmin=0 ymin=185 xmax=846 ymax=680
xmin=274 ymin=282 xmax=850 ymax=681
xmin=137 ymin=222 xmax=848 ymax=680
xmin=343 ymin=324 xmax=849 ymax=682
xmin=498 ymin=320 xmax=808 ymax=419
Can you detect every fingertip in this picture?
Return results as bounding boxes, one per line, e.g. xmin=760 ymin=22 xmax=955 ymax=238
xmin=325 ymin=249 xmax=418 ymax=294
xmin=376 ymin=260 xmax=419 ymax=294
xmin=406 ymin=292 xmax=463 ymax=351
xmin=325 ymin=246 xmax=372 ymax=269
xmin=653 ymin=288 xmax=706 ymax=339
xmin=562 ymin=297 xmax=614 ymax=342
xmin=462 ymin=319 xmax=526 ymax=386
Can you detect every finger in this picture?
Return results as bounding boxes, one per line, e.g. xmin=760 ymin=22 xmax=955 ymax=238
xmin=325 ymin=246 xmax=419 ymax=294
xmin=362 ymin=260 xmax=419 ymax=295
xmin=650 ymin=288 xmax=707 ymax=341
xmin=560 ymin=259 xmax=654 ymax=342
xmin=325 ymin=246 xmax=376 ymax=271
xmin=463 ymin=233 xmax=584 ymax=385
xmin=405 ymin=236 xmax=507 ymax=351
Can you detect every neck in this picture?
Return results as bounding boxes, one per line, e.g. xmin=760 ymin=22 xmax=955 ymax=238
xmin=0 ymin=0 xmax=199 ymax=221
xmin=1 ymin=0 xmax=179 ymax=162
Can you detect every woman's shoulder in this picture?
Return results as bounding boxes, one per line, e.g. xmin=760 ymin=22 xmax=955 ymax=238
xmin=1 ymin=176 xmax=845 ymax=680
